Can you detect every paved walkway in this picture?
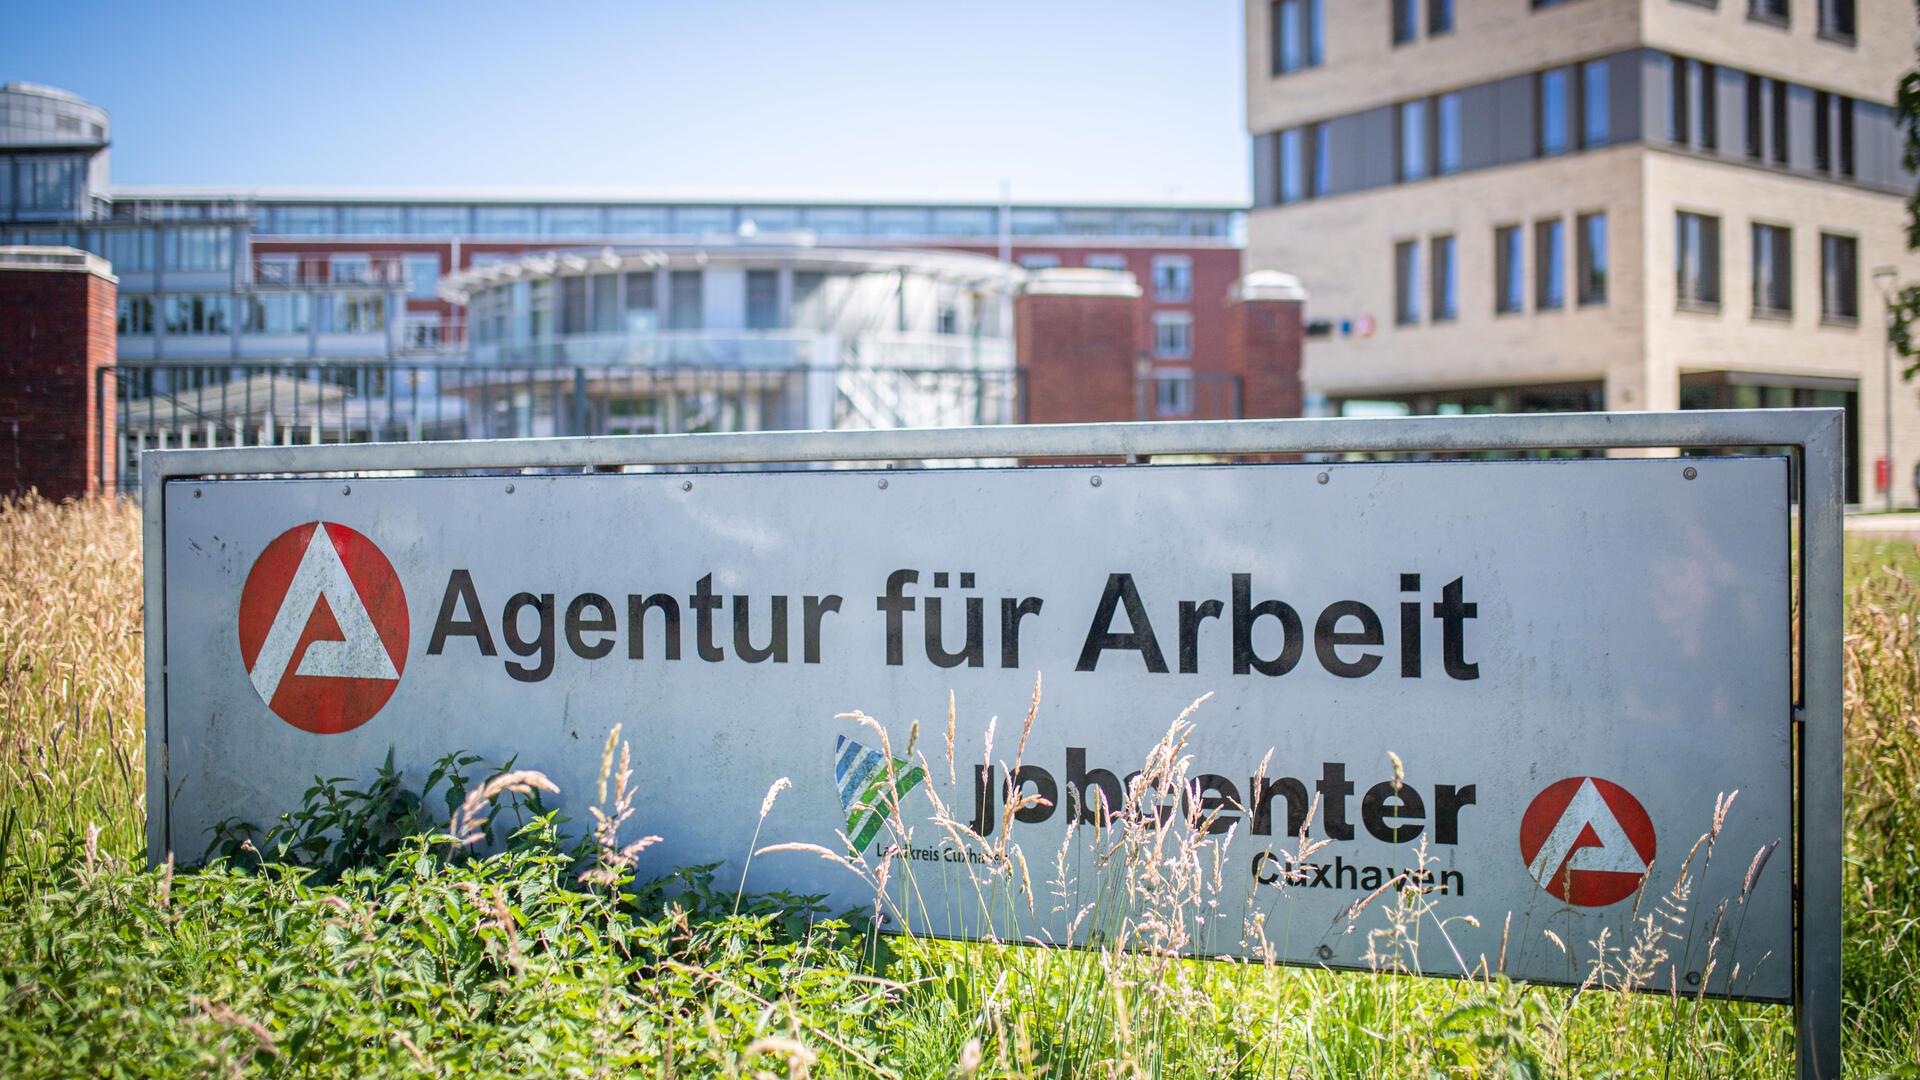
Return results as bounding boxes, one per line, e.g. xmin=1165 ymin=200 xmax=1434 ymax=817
xmin=1846 ymin=512 xmax=1920 ymax=537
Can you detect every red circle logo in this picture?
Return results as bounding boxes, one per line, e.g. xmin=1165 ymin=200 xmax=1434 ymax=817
xmin=1519 ymin=777 xmax=1656 ymax=907
xmin=237 ymin=522 xmax=408 ymax=735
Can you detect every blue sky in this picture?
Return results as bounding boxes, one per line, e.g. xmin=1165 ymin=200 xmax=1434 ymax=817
xmin=0 ymin=1 xmax=1249 ymax=203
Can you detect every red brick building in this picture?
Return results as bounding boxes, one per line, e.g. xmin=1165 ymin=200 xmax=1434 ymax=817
xmin=0 ymin=247 xmax=116 ymax=499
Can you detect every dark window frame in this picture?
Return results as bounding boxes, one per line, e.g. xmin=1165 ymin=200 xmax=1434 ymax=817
xmin=1676 ymin=210 xmax=1723 ymax=311
xmin=1820 ymin=230 xmax=1859 ymax=323
xmin=1534 ymin=217 xmax=1567 ymax=311
xmin=1394 ymin=238 xmax=1422 ymax=325
xmin=1577 ymin=211 xmax=1609 ymax=306
xmin=1495 ymin=224 xmax=1525 ymax=314
xmin=1747 ymin=0 xmax=1790 ymax=27
xmin=1750 ymin=221 xmax=1794 ymax=319
xmin=1431 ymin=233 xmax=1459 ymax=321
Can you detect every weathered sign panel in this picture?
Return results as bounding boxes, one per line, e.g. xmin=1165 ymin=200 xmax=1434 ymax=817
xmin=155 ymin=454 xmax=1793 ymax=1002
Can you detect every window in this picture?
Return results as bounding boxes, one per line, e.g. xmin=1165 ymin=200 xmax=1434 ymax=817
xmin=1271 ymin=0 xmax=1323 ymax=74
xmin=872 ymin=208 xmax=932 ymax=236
xmin=1820 ymin=232 xmax=1859 ymax=321
xmin=1745 ymin=74 xmax=1766 ymax=159
xmin=329 ymin=293 xmax=385 ymax=334
xmin=1581 ymin=61 xmax=1610 ymax=147
xmin=1394 ymin=239 xmax=1422 ymax=324
xmin=746 ymin=269 xmax=780 ymax=330
xmin=1814 ymin=90 xmax=1832 ymax=172
xmin=1538 ymin=69 xmax=1569 ymax=156
xmin=1696 ymin=62 xmax=1718 ymax=150
xmin=624 ymin=271 xmax=657 ymax=332
xmin=1495 ymin=225 xmax=1525 ymax=313
xmin=0 ymin=157 xmax=11 ymax=211
xmin=1535 ymin=218 xmax=1566 ymax=310
xmin=608 ymin=207 xmax=669 ymax=235
xmin=1154 ymin=312 xmax=1193 ymax=358
xmin=545 ymin=207 xmax=602 ymax=236
xmin=1311 ymin=123 xmax=1332 ymax=195
xmin=100 ymin=229 xmax=154 ymax=272
xmin=17 ymin=157 xmax=79 ymax=211
xmin=591 ymin=275 xmax=620 ymax=333
xmin=672 ymin=207 xmax=733 ymax=235
xmin=272 ymin=205 xmax=335 ymax=235
xmin=1435 ymin=93 xmax=1462 ymax=175
xmin=1429 ymin=0 xmax=1455 ymax=34
xmin=405 ymin=254 xmax=441 ymax=300
xmin=1670 ymin=58 xmax=1692 ymax=144
xmin=329 ymin=254 xmax=371 ymax=284
xmin=1279 ymin=128 xmax=1306 ymax=203
xmin=1018 ymin=253 xmax=1062 ymax=271
xmin=408 ymin=206 xmax=470 ymax=234
xmin=560 ymin=277 xmax=588 ymax=334
xmin=162 ymin=294 xmax=231 ymax=335
xmin=1085 ymin=253 xmax=1129 ymax=271
xmin=1838 ymin=97 xmax=1855 ymax=176
xmin=242 ymin=294 xmax=311 ymax=335
xmin=1152 ymin=256 xmax=1192 ymax=301
xmin=1676 ymin=211 xmax=1722 ymax=308
xmin=1398 ymin=99 xmax=1430 ymax=181
xmin=473 ymin=206 xmax=537 ymax=234
xmin=116 ymin=295 xmax=154 ymax=335
xmin=1155 ymin=373 xmax=1195 ymax=417
xmin=1392 ymin=0 xmax=1418 ymax=43
xmin=162 ymin=227 xmax=231 ymax=272
xmin=1770 ymin=78 xmax=1788 ymax=164
xmin=931 ymin=208 xmax=995 ymax=236
xmin=668 ymin=270 xmax=703 ymax=330
xmin=340 ymin=206 xmax=402 ymax=235
xmin=806 ymin=207 xmax=867 ymax=236
xmin=1819 ymin=0 xmax=1856 ymax=38
xmin=1749 ymin=0 xmax=1789 ymax=24
xmin=1751 ymin=224 xmax=1793 ymax=316
xmin=1431 ymin=234 xmax=1458 ymax=321
xmin=1577 ymin=212 xmax=1608 ymax=305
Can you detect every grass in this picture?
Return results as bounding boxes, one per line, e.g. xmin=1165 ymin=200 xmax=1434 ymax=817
xmin=0 ymin=494 xmax=1914 ymax=1076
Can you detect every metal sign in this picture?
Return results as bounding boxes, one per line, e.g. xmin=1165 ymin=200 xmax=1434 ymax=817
xmin=141 ymin=410 xmax=1844 ymax=1079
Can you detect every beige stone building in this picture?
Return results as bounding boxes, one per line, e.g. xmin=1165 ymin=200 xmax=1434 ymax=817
xmin=1245 ymin=0 xmax=1918 ymax=504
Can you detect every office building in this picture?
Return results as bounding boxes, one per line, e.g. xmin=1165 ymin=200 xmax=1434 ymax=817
xmin=1246 ymin=0 xmax=1916 ymax=501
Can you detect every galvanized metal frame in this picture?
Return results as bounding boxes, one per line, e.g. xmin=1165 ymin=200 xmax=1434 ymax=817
xmin=139 ymin=407 xmax=1844 ymax=1079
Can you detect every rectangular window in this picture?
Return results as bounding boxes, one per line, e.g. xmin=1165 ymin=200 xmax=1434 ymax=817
xmin=1696 ymin=62 xmax=1718 ymax=150
xmin=116 ymin=295 xmax=154 ymax=335
xmin=607 ymin=207 xmax=669 ymax=235
xmin=560 ymin=277 xmax=588 ymax=334
xmin=931 ymin=208 xmax=995 ymax=237
xmin=1838 ymin=97 xmax=1855 ymax=176
xmin=1018 ymin=253 xmax=1062 ymax=271
xmin=1436 ymin=93 xmax=1462 ymax=174
xmin=329 ymin=293 xmax=385 ymax=334
xmin=1819 ymin=0 xmax=1856 ymax=37
xmin=404 ymin=254 xmax=441 ymax=300
xmin=18 ymin=157 xmax=79 ymax=211
xmin=1312 ymin=123 xmax=1332 ymax=195
xmin=1495 ymin=225 xmax=1525 ymax=313
xmin=1152 ymin=256 xmax=1193 ymax=302
xmin=162 ymin=294 xmax=231 ymax=335
xmin=1670 ymin=57 xmax=1692 ymax=144
xmin=1398 ymin=99 xmax=1430 ymax=181
xmin=340 ymin=206 xmax=402 ymax=235
xmin=242 ymin=293 xmax=311 ymax=335
xmin=1154 ymin=312 xmax=1193 ymax=359
xmin=624 ymin=271 xmax=657 ymax=332
xmin=544 ymin=207 xmax=602 ymax=236
xmin=1581 ymin=61 xmax=1610 ymax=148
xmin=1745 ymin=74 xmax=1766 ymax=159
xmin=162 ymin=227 xmax=232 ymax=272
xmin=1307 ymin=0 xmax=1324 ymax=64
xmin=101 ymin=229 xmax=154 ymax=272
xmin=1821 ymin=232 xmax=1859 ymax=321
xmin=473 ymin=206 xmax=538 ymax=235
xmin=271 ymin=205 xmax=335 ymax=235
xmin=1272 ymin=0 xmax=1303 ymax=73
xmin=1814 ymin=90 xmax=1832 ymax=172
xmin=591 ymin=274 xmax=619 ymax=333
xmin=1392 ymin=0 xmax=1418 ymax=43
xmin=1749 ymin=0 xmax=1789 ymax=23
xmin=1394 ymin=239 xmax=1422 ymax=324
xmin=1431 ymin=234 xmax=1458 ymax=321
xmin=408 ymin=205 xmax=470 ymax=235
xmin=1535 ymin=218 xmax=1566 ymax=310
xmin=1577 ymin=212 xmax=1608 ymax=306
xmin=1155 ymin=373 xmax=1195 ymax=418
xmin=0 ymin=157 xmax=11 ymax=211
xmin=1084 ymin=253 xmax=1129 ymax=271
xmin=329 ymin=254 xmax=371 ymax=284
xmin=1279 ymin=128 xmax=1305 ymax=203
xmin=1770 ymin=78 xmax=1789 ymax=164
xmin=1676 ymin=211 xmax=1722 ymax=308
xmin=746 ymin=269 xmax=780 ymax=329
xmin=1539 ymin=69 xmax=1570 ymax=156
xmin=668 ymin=270 xmax=703 ymax=330
xmin=1428 ymin=0 xmax=1454 ymax=34
xmin=1751 ymin=223 xmax=1793 ymax=316
xmin=871 ymin=208 xmax=932 ymax=236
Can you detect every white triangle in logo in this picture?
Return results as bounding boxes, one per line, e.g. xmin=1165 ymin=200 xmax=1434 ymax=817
xmin=249 ymin=525 xmax=399 ymax=705
xmin=1527 ymin=779 xmax=1647 ymax=886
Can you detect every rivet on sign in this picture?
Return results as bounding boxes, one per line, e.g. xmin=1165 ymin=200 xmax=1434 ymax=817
xmin=1315 ymin=944 xmax=1333 ymax=961
xmin=505 ymin=483 xmax=515 ymax=494
xmin=681 ymin=480 xmax=693 ymax=492
xmin=1317 ymin=472 xmax=1330 ymax=485
xmin=878 ymin=478 xmax=889 ymax=490
xmin=192 ymin=489 xmax=202 ymax=498
xmin=1683 ymin=466 xmax=1698 ymax=481
xmin=341 ymin=484 xmax=351 ymax=495
xmin=1685 ymin=970 xmax=1702 ymax=987
xmin=1090 ymin=475 xmax=1102 ymax=488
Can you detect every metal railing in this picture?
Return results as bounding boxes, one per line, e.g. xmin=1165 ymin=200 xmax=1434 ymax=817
xmin=97 ymin=360 xmax=1027 ymax=493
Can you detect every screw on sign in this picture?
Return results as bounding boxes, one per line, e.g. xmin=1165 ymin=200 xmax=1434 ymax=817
xmin=1519 ymin=777 xmax=1656 ymax=907
xmin=236 ymin=522 xmax=408 ymax=735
